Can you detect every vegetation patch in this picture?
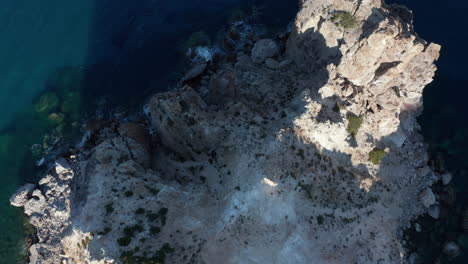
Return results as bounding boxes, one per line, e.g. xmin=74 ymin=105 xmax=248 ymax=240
xmin=80 ymin=235 xmax=93 ymax=248
xmin=146 ymin=185 xmax=160 ymax=195
xmin=146 ymin=207 xmax=169 ymax=226
xmin=317 ymin=215 xmax=324 ymax=225
xmin=117 ymin=225 xmax=144 ymax=247
xmin=97 ymin=227 xmax=111 ymax=235
xmin=346 ymin=113 xmax=363 ymax=136
xmin=121 ymin=243 xmax=174 ymax=264
xmin=150 ymin=226 xmax=161 ymax=235
xmin=105 ymin=203 xmax=114 ymax=215
xmin=331 ymin=11 xmax=357 ymax=29
xmin=369 ymin=148 xmax=386 ymax=165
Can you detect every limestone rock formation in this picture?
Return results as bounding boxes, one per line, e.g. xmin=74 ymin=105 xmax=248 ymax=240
xmin=11 ymin=0 xmax=442 ymax=263
xmin=10 ymin=183 xmax=35 ymax=207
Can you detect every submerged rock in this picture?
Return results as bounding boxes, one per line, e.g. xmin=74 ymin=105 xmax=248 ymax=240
xmin=34 ymin=92 xmax=59 ymax=113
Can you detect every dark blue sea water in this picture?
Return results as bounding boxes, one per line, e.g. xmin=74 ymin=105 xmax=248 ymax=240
xmin=0 ymin=0 xmax=466 ymax=263
xmin=388 ymin=0 xmax=468 ymax=262
xmin=0 ymin=0 xmax=297 ymax=263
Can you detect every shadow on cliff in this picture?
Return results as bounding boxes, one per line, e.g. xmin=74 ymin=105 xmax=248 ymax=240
xmin=262 ymin=26 xmax=433 ymax=262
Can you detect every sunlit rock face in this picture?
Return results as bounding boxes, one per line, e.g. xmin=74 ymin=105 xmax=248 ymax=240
xmin=11 ymin=0 xmax=441 ymax=263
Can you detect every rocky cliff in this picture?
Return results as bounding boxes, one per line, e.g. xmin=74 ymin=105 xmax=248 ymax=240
xmin=11 ymin=0 xmax=441 ymax=263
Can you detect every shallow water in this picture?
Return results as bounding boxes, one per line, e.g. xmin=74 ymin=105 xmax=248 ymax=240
xmin=0 ymin=0 xmax=296 ymax=262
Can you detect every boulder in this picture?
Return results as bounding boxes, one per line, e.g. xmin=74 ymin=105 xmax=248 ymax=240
xmin=250 ymin=39 xmax=279 ymax=64
xmin=24 ymin=189 xmax=47 ymax=216
xmin=10 ymin=183 xmax=36 ymax=207
xmin=419 ymin=188 xmax=436 ymax=208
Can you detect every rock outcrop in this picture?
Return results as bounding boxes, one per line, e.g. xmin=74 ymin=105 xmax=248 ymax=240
xmin=11 ymin=0 xmax=441 ymax=263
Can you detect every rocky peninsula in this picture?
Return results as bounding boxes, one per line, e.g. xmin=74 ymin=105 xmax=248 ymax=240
xmin=11 ymin=0 xmax=443 ymax=263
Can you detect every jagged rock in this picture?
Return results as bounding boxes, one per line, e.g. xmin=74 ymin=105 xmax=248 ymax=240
xmin=9 ymin=183 xmax=36 ymax=207
xmin=24 ymin=189 xmax=47 ymax=216
xmin=250 ymin=39 xmax=279 ymax=64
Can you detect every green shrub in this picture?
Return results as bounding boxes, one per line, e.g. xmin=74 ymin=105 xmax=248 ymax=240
xmin=118 ymin=225 xmax=144 ymax=247
xmin=150 ymin=226 xmax=161 ymax=235
xmin=81 ymin=236 xmax=92 ymax=248
xmin=346 ymin=113 xmax=363 ymax=136
xmin=331 ymin=11 xmax=357 ymax=29
xmin=120 ymin=243 xmax=174 ymax=264
xmin=369 ymin=148 xmax=386 ymax=165
xmin=146 ymin=207 xmax=168 ymax=226
xmin=117 ymin=236 xmax=132 ymax=247
xmin=105 ymin=203 xmax=114 ymax=215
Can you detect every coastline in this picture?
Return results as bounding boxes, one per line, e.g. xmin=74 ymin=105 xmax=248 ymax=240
xmin=9 ymin=0 xmax=466 ymax=263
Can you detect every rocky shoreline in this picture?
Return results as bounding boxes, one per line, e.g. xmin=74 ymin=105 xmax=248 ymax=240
xmin=10 ymin=0 xmax=446 ymax=263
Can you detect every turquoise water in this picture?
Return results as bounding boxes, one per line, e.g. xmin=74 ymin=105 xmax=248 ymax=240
xmin=0 ymin=1 xmax=94 ymax=262
xmin=0 ymin=1 xmax=296 ymax=262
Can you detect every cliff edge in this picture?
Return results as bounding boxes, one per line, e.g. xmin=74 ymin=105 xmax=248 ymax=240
xmin=11 ymin=0 xmax=441 ymax=263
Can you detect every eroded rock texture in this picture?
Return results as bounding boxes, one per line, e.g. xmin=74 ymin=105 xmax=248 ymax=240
xmin=11 ymin=0 xmax=441 ymax=263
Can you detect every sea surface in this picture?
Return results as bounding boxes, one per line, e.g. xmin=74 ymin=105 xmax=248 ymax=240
xmin=0 ymin=0 xmax=466 ymax=263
